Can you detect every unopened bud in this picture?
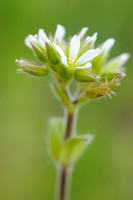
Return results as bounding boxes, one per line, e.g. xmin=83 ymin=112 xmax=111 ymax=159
xmin=74 ymin=69 xmax=99 ymax=82
xmin=15 ymin=59 xmax=49 ymax=77
xmin=27 ymin=35 xmax=47 ymax=62
xmin=46 ymin=42 xmax=61 ymax=65
xmin=86 ymin=78 xmax=119 ymax=99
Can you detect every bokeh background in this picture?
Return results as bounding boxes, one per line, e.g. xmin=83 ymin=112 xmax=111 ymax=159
xmin=0 ymin=0 xmax=133 ymax=199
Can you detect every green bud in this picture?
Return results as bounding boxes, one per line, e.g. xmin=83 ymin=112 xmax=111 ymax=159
xmin=46 ymin=42 xmax=61 ymax=65
xmin=86 ymin=78 xmax=119 ymax=99
xmin=74 ymin=69 xmax=99 ymax=82
xmin=16 ymin=59 xmax=49 ymax=77
xmin=28 ymin=35 xmax=48 ymax=62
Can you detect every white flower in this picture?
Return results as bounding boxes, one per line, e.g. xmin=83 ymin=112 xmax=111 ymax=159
xmin=25 ymin=24 xmax=66 ymax=50
xmin=54 ymin=34 xmax=100 ymax=69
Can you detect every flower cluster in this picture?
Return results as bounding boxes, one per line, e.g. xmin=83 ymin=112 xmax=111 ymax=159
xmin=16 ymin=24 xmax=129 ymax=99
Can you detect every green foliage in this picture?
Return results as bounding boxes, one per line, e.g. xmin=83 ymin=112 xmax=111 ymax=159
xmin=49 ymin=118 xmax=64 ymax=160
xmin=50 ymin=119 xmax=94 ymax=166
xmin=58 ymin=136 xmax=93 ymax=166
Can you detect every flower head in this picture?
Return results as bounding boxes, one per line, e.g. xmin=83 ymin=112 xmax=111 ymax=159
xmin=16 ymin=24 xmax=129 ymax=97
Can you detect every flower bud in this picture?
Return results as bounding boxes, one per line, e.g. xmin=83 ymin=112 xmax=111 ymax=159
xmin=86 ymin=78 xmax=119 ymax=99
xmin=46 ymin=42 xmax=61 ymax=65
xmin=74 ymin=69 xmax=99 ymax=82
xmin=26 ymin=35 xmax=48 ymax=62
xmin=15 ymin=59 xmax=49 ymax=77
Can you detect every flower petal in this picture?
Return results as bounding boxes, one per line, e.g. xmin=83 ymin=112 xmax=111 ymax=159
xmin=85 ymin=32 xmax=98 ymax=48
xmin=54 ymin=24 xmax=66 ymax=42
xmin=69 ymin=35 xmax=80 ymax=62
xmin=53 ymin=43 xmax=69 ymax=67
xmin=77 ymin=48 xmax=100 ymax=65
xmin=79 ymin=27 xmax=89 ymax=39
xmin=105 ymin=53 xmax=130 ymax=69
xmin=38 ymin=29 xmax=48 ymax=47
xmin=115 ymin=53 xmax=130 ymax=67
xmin=101 ymin=38 xmax=115 ymax=54
xmin=76 ymin=62 xmax=92 ymax=69
xmin=25 ymin=35 xmax=39 ymax=49
xmin=25 ymin=36 xmax=32 ymax=49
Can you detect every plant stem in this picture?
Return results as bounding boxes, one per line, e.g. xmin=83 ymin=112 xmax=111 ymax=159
xmin=59 ymin=166 xmax=68 ymax=200
xmin=65 ymin=111 xmax=75 ymax=140
xmin=59 ymin=108 xmax=75 ymax=200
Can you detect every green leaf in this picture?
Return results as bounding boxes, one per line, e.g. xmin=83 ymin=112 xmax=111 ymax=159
xmin=58 ymin=135 xmax=94 ymax=166
xmin=50 ymin=118 xmax=64 ymax=160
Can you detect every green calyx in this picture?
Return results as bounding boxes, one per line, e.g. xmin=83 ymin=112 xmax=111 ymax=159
xmin=46 ymin=43 xmax=61 ymax=65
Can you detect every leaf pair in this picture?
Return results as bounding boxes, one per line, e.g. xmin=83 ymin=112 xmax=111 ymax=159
xmin=49 ymin=118 xmax=94 ymax=166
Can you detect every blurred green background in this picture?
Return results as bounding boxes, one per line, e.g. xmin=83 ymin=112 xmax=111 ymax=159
xmin=0 ymin=0 xmax=133 ymax=199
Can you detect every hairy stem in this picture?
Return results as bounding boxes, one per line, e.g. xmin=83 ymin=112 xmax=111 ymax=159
xmin=59 ymin=90 xmax=76 ymax=200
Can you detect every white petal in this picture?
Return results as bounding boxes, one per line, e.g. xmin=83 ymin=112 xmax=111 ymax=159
xmin=69 ymin=35 xmax=80 ymax=62
xmin=107 ymin=53 xmax=130 ymax=67
xmin=79 ymin=27 xmax=89 ymax=39
xmin=25 ymin=36 xmax=32 ymax=49
xmin=101 ymin=38 xmax=115 ymax=53
xmin=38 ymin=29 xmax=48 ymax=47
xmin=54 ymin=24 xmax=66 ymax=42
xmin=116 ymin=53 xmax=130 ymax=66
xmin=85 ymin=32 xmax=98 ymax=47
xmin=25 ymin=35 xmax=38 ymax=48
xmin=76 ymin=62 xmax=92 ymax=69
xmin=77 ymin=48 xmax=100 ymax=65
xmin=53 ymin=43 xmax=69 ymax=67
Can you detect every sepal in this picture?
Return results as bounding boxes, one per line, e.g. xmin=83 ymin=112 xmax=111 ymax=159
xmin=46 ymin=42 xmax=61 ymax=65
xmin=74 ymin=68 xmax=99 ymax=82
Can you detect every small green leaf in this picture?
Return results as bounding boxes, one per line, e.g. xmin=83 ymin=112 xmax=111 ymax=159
xmin=58 ymin=135 xmax=94 ymax=166
xmin=50 ymin=118 xmax=64 ymax=160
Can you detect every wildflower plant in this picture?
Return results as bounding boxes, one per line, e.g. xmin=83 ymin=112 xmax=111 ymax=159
xmin=16 ymin=24 xmax=129 ymax=200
